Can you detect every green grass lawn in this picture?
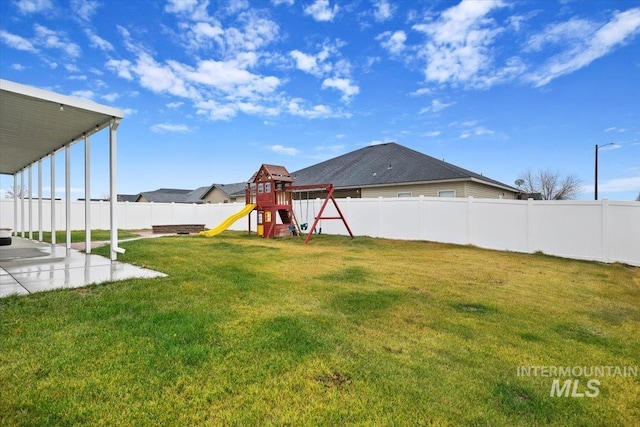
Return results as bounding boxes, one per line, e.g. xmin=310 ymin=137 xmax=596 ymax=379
xmin=1 ymin=232 xmax=638 ymax=426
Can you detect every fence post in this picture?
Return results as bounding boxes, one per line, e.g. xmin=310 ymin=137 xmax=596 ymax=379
xmin=419 ymin=195 xmax=425 ymax=240
xmin=377 ymin=197 xmax=383 ymax=238
xmin=602 ymin=199 xmax=609 ymax=263
xmin=527 ymin=198 xmax=534 ymax=253
xmin=467 ymin=196 xmax=473 ymax=245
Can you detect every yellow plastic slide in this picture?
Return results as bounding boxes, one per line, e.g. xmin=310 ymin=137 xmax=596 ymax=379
xmin=200 ymin=204 xmax=256 ymax=237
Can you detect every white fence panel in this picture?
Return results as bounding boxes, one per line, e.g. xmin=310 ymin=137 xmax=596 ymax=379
xmin=1 ymin=197 xmax=638 ymax=266
xmin=421 ymin=197 xmax=468 ymax=245
xmin=607 ymin=201 xmax=640 ymax=266
xmin=533 ymin=201 xmax=604 ymax=262
xmin=471 ymin=199 xmax=529 ymax=253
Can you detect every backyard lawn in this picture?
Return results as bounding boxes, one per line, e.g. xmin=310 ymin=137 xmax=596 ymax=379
xmin=1 ymin=232 xmax=638 ymax=426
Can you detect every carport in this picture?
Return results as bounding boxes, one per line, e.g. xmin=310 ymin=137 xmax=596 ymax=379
xmin=0 ymin=79 xmax=165 ymax=297
xmin=1 ymin=79 xmax=124 ymax=259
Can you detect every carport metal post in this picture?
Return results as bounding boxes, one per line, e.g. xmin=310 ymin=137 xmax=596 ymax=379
xmin=84 ymin=134 xmax=91 ymax=254
xmin=38 ymin=159 xmax=43 ymax=241
xmin=20 ymin=170 xmax=24 ymax=237
xmin=50 ymin=152 xmax=56 ymax=246
xmin=28 ymin=165 xmax=32 ymax=239
xmin=65 ymin=145 xmax=71 ymax=250
xmin=13 ymin=173 xmax=17 ymax=237
xmin=109 ymin=118 xmax=121 ymax=261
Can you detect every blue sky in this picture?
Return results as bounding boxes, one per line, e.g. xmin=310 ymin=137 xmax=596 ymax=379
xmin=1 ymin=0 xmax=639 ymax=201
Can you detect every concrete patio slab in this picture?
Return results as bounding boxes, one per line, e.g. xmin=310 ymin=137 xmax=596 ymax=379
xmin=0 ymin=237 xmax=166 ymax=298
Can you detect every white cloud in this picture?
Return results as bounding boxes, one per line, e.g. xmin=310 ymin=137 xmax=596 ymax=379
xmin=372 ymin=0 xmax=393 ymax=22
xmin=15 ymin=0 xmax=52 ymax=14
xmin=151 ymin=123 xmax=192 ymax=133
xmin=270 ymin=144 xmax=299 ymax=156
xmin=460 ymin=126 xmax=495 ymax=139
xmin=527 ymin=8 xmax=640 ymax=86
xmin=70 ymin=0 xmax=100 ymax=21
xmin=176 ymin=55 xmax=281 ymax=97
xmin=272 ymin=0 xmax=294 ymax=5
xmin=409 ymin=87 xmax=431 ymax=96
xmin=413 ymin=0 xmax=506 ymax=87
xmin=102 ymin=93 xmax=120 ymax=102
xmin=288 ymin=99 xmax=347 ymax=119
xmin=290 ymin=50 xmax=320 ymax=73
xmin=321 ymin=77 xmax=360 ymax=102
xmin=11 ymin=63 xmax=26 ymax=71
xmin=34 ymin=24 xmax=81 ymax=57
xmin=424 ymin=131 xmax=442 ymax=137
xmin=604 ymin=127 xmax=627 ymax=133
xmin=0 ymin=30 xmax=38 ymax=53
xmin=70 ymin=90 xmax=94 ymax=100
xmin=419 ymin=99 xmax=455 ymax=114
xmin=166 ymin=101 xmax=184 ymax=108
xmin=582 ymin=176 xmax=640 ymax=193
xmin=131 ymin=53 xmax=199 ymax=99
xmin=85 ymin=29 xmax=114 ymax=51
xmin=195 ymin=100 xmax=238 ymax=121
xmin=290 ymin=42 xmax=336 ymax=76
xmin=304 ymin=0 xmax=339 ymax=22
xmin=377 ymin=30 xmax=407 ymax=55
xmin=164 ymin=0 xmax=208 ymax=20
xmin=106 ymin=59 xmax=133 ymax=80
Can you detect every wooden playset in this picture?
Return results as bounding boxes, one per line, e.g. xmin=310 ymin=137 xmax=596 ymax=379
xmin=245 ymin=164 xmax=353 ymax=243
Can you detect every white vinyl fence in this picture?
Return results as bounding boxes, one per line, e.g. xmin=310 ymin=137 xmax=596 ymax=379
xmin=1 ymin=197 xmax=638 ymax=266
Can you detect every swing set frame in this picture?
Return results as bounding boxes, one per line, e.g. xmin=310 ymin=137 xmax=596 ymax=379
xmin=287 ymin=183 xmax=354 ymax=244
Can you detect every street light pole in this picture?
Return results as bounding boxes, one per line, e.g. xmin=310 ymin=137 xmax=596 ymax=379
xmin=595 ymin=143 xmax=614 ymax=200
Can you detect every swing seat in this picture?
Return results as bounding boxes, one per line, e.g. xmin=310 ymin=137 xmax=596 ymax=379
xmin=300 ymin=223 xmax=308 ymax=231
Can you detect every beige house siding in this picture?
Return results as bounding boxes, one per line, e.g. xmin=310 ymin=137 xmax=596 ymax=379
xmin=202 ymin=188 xmax=232 ymax=204
xmin=465 ymin=181 xmax=517 ymax=199
xmin=137 ymin=195 xmax=150 ymax=202
xmin=360 ymin=180 xmax=516 ymax=199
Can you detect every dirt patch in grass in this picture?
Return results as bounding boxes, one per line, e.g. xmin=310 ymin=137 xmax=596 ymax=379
xmin=451 ymin=302 xmax=497 ymax=314
xmin=315 ymin=370 xmax=352 ymax=390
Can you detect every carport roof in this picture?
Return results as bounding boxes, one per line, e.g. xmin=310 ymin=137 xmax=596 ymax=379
xmin=0 ymin=79 xmax=124 ymax=175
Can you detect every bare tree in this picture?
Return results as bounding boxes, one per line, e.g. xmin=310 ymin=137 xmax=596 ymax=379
xmin=4 ymin=184 xmax=24 ymax=199
xmin=636 ymin=192 xmax=640 ymax=202
xmin=516 ymin=169 xmax=582 ymax=200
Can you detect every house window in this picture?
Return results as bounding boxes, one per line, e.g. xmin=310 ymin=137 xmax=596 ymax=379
xmin=438 ymin=190 xmax=456 ymax=198
xmin=397 ymin=192 xmax=412 ymax=198
xmin=258 ymin=183 xmax=264 ymax=194
xmin=265 ymin=183 xmax=271 ymax=193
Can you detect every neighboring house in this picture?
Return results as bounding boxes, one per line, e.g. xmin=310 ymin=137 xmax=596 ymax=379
xmin=259 ymin=142 xmax=517 ymax=199
xmin=135 ymin=183 xmax=246 ymax=204
xmin=118 ymin=194 xmax=139 ymax=202
xmin=516 ymin=192 xmax=543 ymax=200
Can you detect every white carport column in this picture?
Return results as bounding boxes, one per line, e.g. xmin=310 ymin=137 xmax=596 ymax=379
xmin=109 ymin=118 xmax=121 ymax=261
xmin=65 ymin=145 xmax=71 ymax=250
xmin=84 ymin=134 xmax=91 ymax=254
xmin=28 ymin=165 xmax=33 ymax=239
xmin=20 ymin=170 xmax=24 ymax=237
xmin=38 ymin=160 xmax=43 ymax=241
xmin=13 ymin=174 xmax=17 ymax=237
xmin=50 ymin=152 xmax=56 ymax=246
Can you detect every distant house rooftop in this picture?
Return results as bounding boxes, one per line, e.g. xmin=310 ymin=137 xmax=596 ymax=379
xmin=290 ymin=142 xmax=516 ymax=191
xmin=136 ymin=183 xmax=247 ymax=203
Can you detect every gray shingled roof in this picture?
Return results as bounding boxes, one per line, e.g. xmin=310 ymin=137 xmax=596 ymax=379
xmin=138 ymin=188 xmax=193 ymax=203
xmin=291 ymin=142 xmax=515 ymax=190
xmin=214 ymin=182 xmax=247 ymax=197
